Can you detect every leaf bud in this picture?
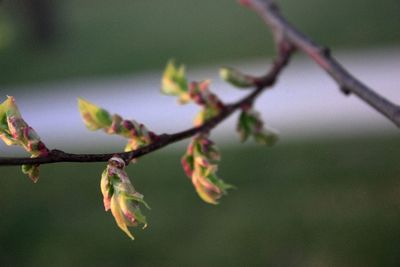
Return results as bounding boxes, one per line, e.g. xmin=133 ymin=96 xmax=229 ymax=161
xmin=220 ymin=67 xmax=255 ymax=88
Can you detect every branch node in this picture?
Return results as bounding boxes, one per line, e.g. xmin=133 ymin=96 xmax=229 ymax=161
xmin=49 ymin=149 xmax=65 ymax=159
xmin=320 ymin=46 xmax=331 ymax=57
xmin=340 ymin=86 xmax=351 ymax=96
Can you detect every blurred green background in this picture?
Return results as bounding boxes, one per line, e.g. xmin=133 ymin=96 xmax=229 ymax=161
xmin=0 ymin=0 xmax=399 ymax=86
xmin=1 ymin=0 xmax=400 ymax=266
xmin=1 ymin=137 xmax=400 ymax=266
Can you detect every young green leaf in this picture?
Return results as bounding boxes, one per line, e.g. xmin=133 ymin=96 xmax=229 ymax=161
xmin=237 ymin=107 xmax=279 ymax=146
xmin=161 ymin=60 xmax=190 ymax=104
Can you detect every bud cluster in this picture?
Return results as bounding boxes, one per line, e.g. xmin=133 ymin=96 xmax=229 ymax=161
xmin=101 ymin=156 xmax=150 ymax=239
xmin=237 ymin=106 xmax=279 ymax=146
xmin=162 ymin=61 xmax=232 ymax=204
xmin=78 ymin=98 xmax=158 ymax=151
xmin=189 ymin=80 xmax=225 ymax=126
xmin=78 ymin=98 xmax=155 ymax=239
xmin=181 ymin=135 xmax=233 ymax=204
xmin=0 ymin=96 xmax=48 ymax=182
xmin=161 ymin=61 xmax=225 ymax=126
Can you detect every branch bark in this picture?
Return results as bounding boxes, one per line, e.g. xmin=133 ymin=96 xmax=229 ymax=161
xmin=241 ymin=0 xmax=400 ymax=127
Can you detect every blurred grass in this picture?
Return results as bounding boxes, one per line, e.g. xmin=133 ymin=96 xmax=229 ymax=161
xmin=1 ymin=135 xmax=400 ymax=266
xmin=0 ymin=0 xmax=399 ymax=86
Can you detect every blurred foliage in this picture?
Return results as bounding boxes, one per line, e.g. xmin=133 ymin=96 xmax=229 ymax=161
xmin=1 ymin=135 xmax=400 ymax=266
xmin=0 ymin=0 xmax=399 ymax=85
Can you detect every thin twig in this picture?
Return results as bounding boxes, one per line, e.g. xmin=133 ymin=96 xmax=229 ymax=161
xmin=241 ymin=0 xmax=400 ymax=127
xmin=0 ymin=51 xmax=293 ymax=166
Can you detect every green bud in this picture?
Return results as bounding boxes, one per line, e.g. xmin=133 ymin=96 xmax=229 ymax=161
xmin=220 ymin=67 xmax=254 ymax=88
xmin=237 ymin=107 xmax=279 ymax=146
xmin=254 ymin=129 xmax=279 ymax=146
xmin=77 ymin=98 xmax=157 ymax=153
xmin=96 ymin=109 xmax=113 ymax=128
xmin=78 ymin=97 xmax=112 ymax=130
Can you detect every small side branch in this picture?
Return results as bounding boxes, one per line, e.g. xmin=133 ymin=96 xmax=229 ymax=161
xmin=241 ymin=0 xmax=400 ymax=127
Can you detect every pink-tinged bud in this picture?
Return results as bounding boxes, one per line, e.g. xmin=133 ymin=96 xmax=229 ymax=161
xmin=192 ymin=171 xmax=225 ymax=205
xmin=7 ymin=117 xmax=22 ymax=139
xmin=161 ymin=61 xmax=225 ymax=129
xmin=187 ymin=141 xmax=195 ymax=155
xmin=198 ymin=80 xmax=210 ymax=92
xmin=77 ymin=98 xmax=157 ymax=154
xmin=188 ymin=81 xmax=225 ymax=127
xmin=194 ymin=156 xmax=209 ymax=168
xmin=183 ymin=136 xmax=233 ymax=204
xmin=122 ymin=120 xmax=138 ymax=138
xmin=101 ymin=156 xmax=149 ymax=240
xmin=123 ymin=120 xmax=134 ymax=131
xmin=0 ymin=96 xmax=49 ymax=182
xmin=109 ymin=114 xmax=123 ymax=134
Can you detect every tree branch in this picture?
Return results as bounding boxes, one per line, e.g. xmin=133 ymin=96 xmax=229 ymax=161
xmin=2 ymin=0 xmax=398 ymax=167
xmin=0 ymin=51 xmax=293 ymax=166
xmin=241 ymin=0 xmax=400 ymax=127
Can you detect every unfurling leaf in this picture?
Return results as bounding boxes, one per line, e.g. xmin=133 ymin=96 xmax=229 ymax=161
xmin=237 ymin=107 xmax=279 ymax=146
xmin=161 ymin=60 xmax=190 ymax=104
xmin=220 ymin=67 xmax=255 ymax=88
xmin=77 ymin=98 xmax=158 ymax=152
xmin=182 ymin=135 xmax=233 ymax=204
xmin=101 ymin=156 xmax=150 ymax=240
xmin=0 ymin=96 xmax=49 ymax=182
